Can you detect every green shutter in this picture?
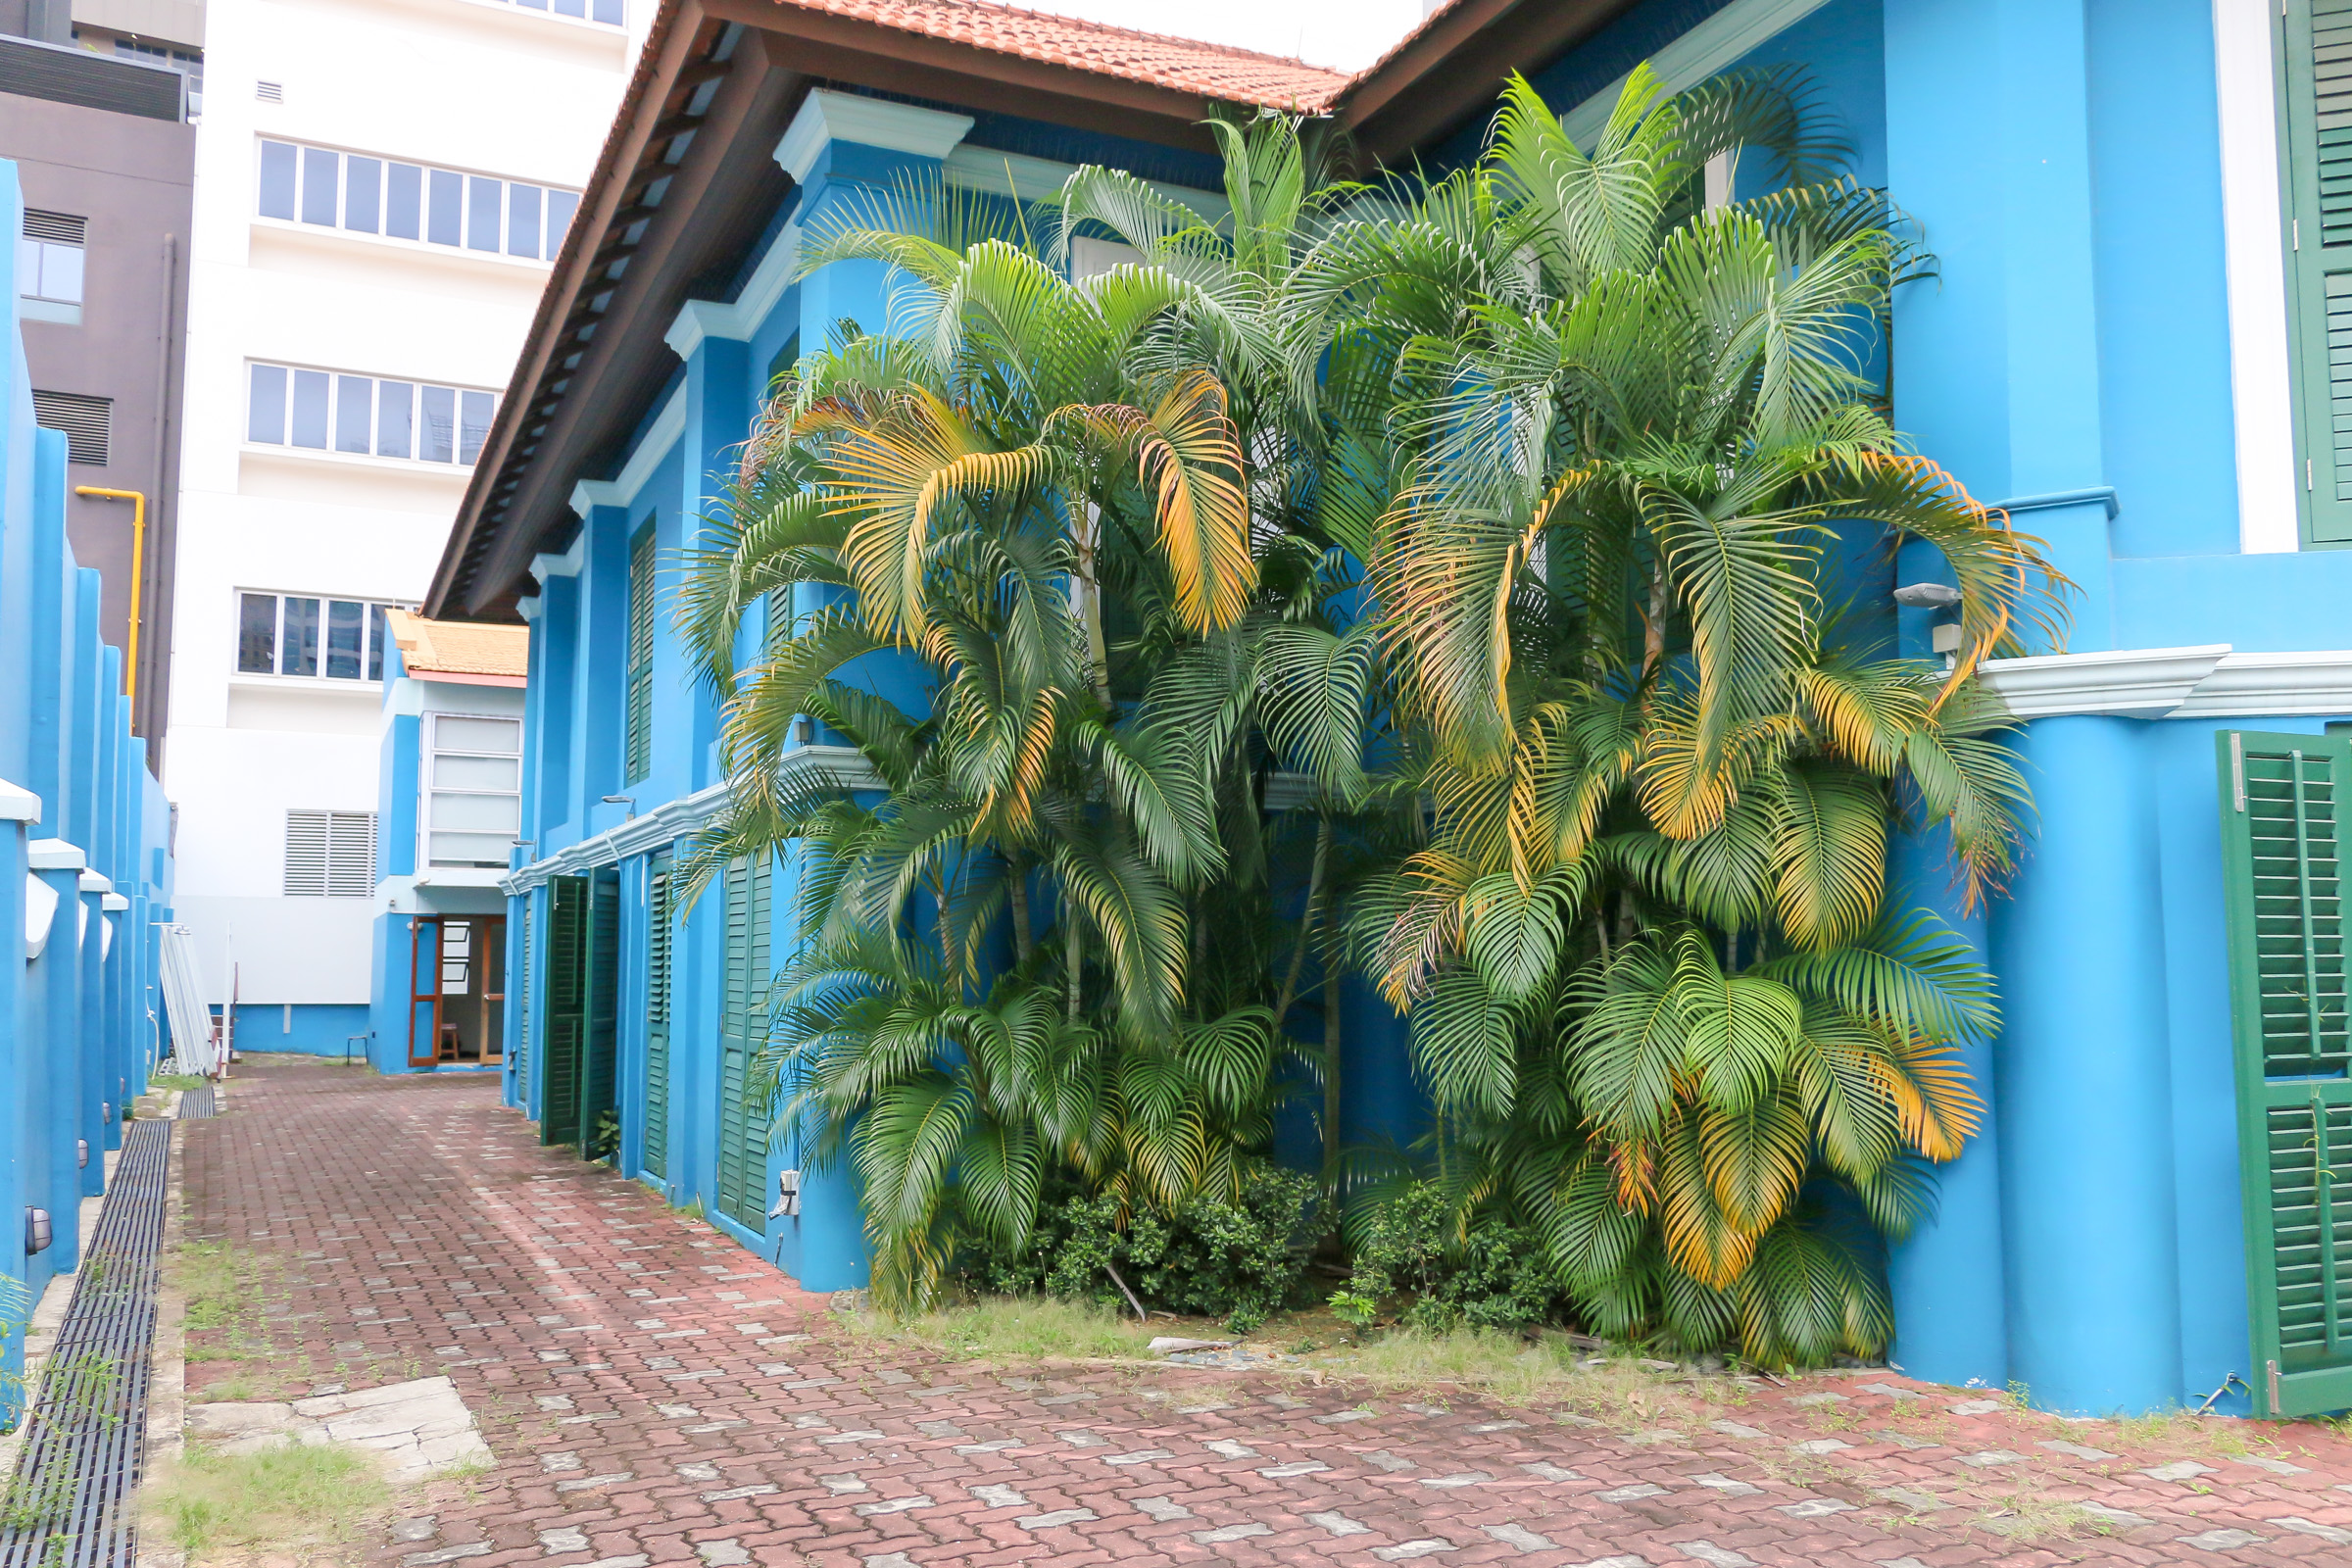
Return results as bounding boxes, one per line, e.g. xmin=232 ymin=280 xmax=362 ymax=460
xmin=2280 ymin=1 xmax=2352 ymax=542
xmin=716 ymin=853 xmax=770 ymax=1235
xmin=2221 ymin=730 xmax=2352 ymax=1415
xmin=623 ymin=524 xmax=656 ymax=784
xmin=582 ymin=866 xmax=621 ymax=1159
xmin=543 ymin=875 xmax=586 ymax=1147
xmin=644 ymin=853 xmax=672 ymax=1181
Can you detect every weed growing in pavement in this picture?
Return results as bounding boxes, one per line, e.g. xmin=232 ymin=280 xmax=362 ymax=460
xmin=841 ymin=1296 xmax=1162 ymax=1363
xmin=144 ymin=1440 xmax=391 ymax=1562
xmin=149 ymin=1074 xmax=208 ymax=1093
xmin=176 ymin=1242 xmax=281 ymax=1364
xmin=1971 ymin=1489 xmax=2121 ymax=1544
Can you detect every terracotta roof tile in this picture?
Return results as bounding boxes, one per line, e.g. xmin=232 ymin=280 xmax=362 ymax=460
xmin=770 ymin=0 xmax=1349 ymax=107
xmin=385 ymin=609 xmax=530 ymax=681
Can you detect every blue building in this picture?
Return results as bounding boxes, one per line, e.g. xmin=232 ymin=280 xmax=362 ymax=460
xmin=422 ymin=0 xmax=2352 ymax=1418
xmin=366 ymin=611 xmax=530 ymax=1077
xmin=0 ymin=157 xmax=178 ymax=1398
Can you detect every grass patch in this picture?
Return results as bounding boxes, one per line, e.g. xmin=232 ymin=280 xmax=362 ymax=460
xmin=841 ymin=1296 xmax=1164 ymax=1362
xmin=1971 ymin=1489 xmax=2120 ymax=1544
xmin=176 ymin=1243 xmax=279 ymax=1366
xmin=149 ymin=1074 xmax=208 ymax=1093
xmin=144 ymin=1442 xmax=391 ymax=1563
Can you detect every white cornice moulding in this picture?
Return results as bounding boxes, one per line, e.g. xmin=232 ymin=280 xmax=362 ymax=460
xmin=569 ymin=384 xmax=687 ymax=518
xmin=78 ymin=870 xmax=112 ymax=896
xmin=0 ymin=777 xmax=38 ymax=823
xmin=528 ymin=527 xmax=587 ymax=584
xmin=27 ymin=838 xmax=87 ymax=872
xmin=1975 ymin=644 xmax=2352 ymax=720
xmin=501 ymin=746 xmax=888 ymax=894
xmin=102 ymin=893 xmax=129 ymax=912
xmin=775 ymin=89 xmax=974 ymax=184
xmin=1563 ymin=0 xmax=1837 ymax=149
xmin=2170 ymin=651 xmax=2352 ymax=716
xmin=666 ymin=224 xmax=803 ymax=358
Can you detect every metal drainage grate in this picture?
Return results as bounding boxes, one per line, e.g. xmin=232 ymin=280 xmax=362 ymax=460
xmin=174 ymin=1087 xmax=214 ymax=1120
xmin=0 ymin=1119 xmax=172 ymax=1567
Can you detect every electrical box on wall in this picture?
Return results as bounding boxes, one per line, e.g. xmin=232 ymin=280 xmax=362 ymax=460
xmin=769 ymin=1168 xmax=801 ymax=1219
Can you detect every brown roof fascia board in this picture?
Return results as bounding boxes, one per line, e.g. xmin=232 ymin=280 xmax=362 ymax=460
xmin=466 ymin=26 xmax=801 ymax=614
xmin=1338 ymin=0 xmax=1642 ymax=166
xmin=430 ymin=0 xmax=720 ymax=617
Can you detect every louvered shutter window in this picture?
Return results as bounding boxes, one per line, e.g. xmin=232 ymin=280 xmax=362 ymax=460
xmin=2221 ymin=731 xmax=2352 ymax=1416
xmin=2280 ymin=2 xmax=2352 ymax=540
xmin=283 ymin=809 xmax=376 ymax=896
xmin=623 ymin=524 xmax=656 ymax=785
xmin=644 ymin=855 xmax=671 ymax=1180
xmin=30 ymin=391 xmax=109 ymax=466
xmin=516 ymin=899 xmax=534 ymax=1104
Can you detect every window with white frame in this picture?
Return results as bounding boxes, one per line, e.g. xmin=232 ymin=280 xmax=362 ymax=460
xmin=19 ymin=211 xmax=84 ymax=307
xmin=425 ymin=713 xmax=522 ymax=868
xmin=256 ymin=139 xmax=580 ymax=262
xmin=246 ymin=362 xmax=497 ymax=466
xmin=237 ymin=592 xmax=408 ymax=681
xmin=285 ymin=809 xmax=376 ymax=897
xmin=477 ymin=0 xmax=625 ymax=22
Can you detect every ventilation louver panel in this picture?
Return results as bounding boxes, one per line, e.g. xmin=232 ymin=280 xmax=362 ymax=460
xmin=283 ymin=809 xmax=375 ymax=897
xmin=31 ymin=390 xmax=110 ymax=466
xmin=23 ymin=209 xmax=84 ymax=244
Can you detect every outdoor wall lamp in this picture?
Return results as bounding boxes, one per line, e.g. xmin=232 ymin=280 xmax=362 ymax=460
xmin=1890 ymin=582 xmax=1962 ymax=610
xmin=601 ymin=795 xmax=637 ymax=820
xmin=791 ymin=715 xmax=813 ymax=747
xmin=77 ymin=1139 xmax=89 ymax=1170
xmin=24 ymin=1207 xmax=50 ymax=1256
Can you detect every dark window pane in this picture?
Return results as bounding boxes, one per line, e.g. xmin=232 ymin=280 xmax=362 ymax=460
xmin=344 ymin=156 xmax=380 ymax=233
xmin=459 ymin=390 xmax=494 ymax=465
xmin=291 ymin=369 xmax=329 ymax=449
xmin=386 ymin=163 xmax=422 ymax=240
xmin=507 ymin=184 xmax=541 ymax=258
xmin=544 ymin=189 xmax=578 ymax=259
xmin=427 ymin=169 xmax=463 ymax=246
xmin=335 ymin=376 xmax=372 ymax=453
xmin=247 ymin=365 xmax=287 ymax=443
xmin=325 ymin=600 xmax=364 ymax=679
xmin=300 ymin=147 xmax=338 ymax=226
xmin=281 ymin=597 xmax=319 ymax=676
xmin=376 ymin=381 xmax=414 ymax=458
xmin=258 ymin=141 xmax=297 ymax=220
xmin=466 ymin=176 xmax=502 ymax=252
xmin=237 ymin=594 xmax=277 ymax=674
xmin=593 ymin=0 xmax=622 ymax=22
xmin=420 ymin=384 xmax=456 ymax=463
xmin=368 ymin=604 xmax=388 ymax=680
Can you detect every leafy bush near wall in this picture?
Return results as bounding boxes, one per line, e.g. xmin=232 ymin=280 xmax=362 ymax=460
xmin=970 ymin=1168 xmax=1318 ymax=1334
xmin=1345 ymin=1182 xmax=1568 ymax=1332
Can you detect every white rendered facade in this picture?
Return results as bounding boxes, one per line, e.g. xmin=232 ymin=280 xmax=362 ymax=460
xmin=162 ymin=0 xmax=647 ymax=1027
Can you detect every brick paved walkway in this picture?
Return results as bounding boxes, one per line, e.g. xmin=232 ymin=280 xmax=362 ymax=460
xmin=178 ymin=1060 xmax=2352 ymax=1568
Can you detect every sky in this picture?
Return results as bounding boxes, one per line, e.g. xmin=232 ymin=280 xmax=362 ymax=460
xmin=1017 ymin=0 xmax=1434 ymax=74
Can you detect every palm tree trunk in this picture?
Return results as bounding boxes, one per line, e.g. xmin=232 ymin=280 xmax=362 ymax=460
xmin=1074 ymin=502 xmax=1113 ymax=711
xmin=1323 ymin=955 xmax=1344 ymax=1191
xmin=1274 ymin=817 xmax=1333 ymax=1027
xmin=1642 ymin=556 xmax=1669 ymax=676
xmin=1008 ymin=856 xmax=1034 ymax=963
xmin=1065 ymin=905 xmax=1083 ymax=1021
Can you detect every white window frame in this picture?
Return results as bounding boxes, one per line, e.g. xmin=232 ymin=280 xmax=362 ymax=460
xmin=234 ymin=590 xmax=410 ymax=683
xmin=244 ymin=361 xmax=499 ymax=468
xmin=421 ymin=711 xmax=524 ymax=870
xmin=252 ymin=136 xmax=582 ymax=266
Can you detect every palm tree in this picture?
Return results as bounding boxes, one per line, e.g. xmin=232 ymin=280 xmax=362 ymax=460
xmin=1307 ymin=67 xmax=2067 ymax=1362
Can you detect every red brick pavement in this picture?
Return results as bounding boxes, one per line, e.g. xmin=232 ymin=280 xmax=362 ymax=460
xmin=177 ymin=1060 xmax=2352 ymax=1567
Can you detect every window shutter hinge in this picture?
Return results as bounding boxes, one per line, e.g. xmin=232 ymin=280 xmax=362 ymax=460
xmin=2308 ymin=458 xmax=2316 ymax=491
xmin=2233 ymin=732 xmax=2247 ymax=812
xmin=2269 ymin=1357 xmax=2281 ymax=1415
xmin=2294 ymin=218 xmax=2301 ymax=251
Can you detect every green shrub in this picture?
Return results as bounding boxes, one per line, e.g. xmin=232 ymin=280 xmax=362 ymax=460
xmin=969 ymin=1166 xmax=1317 ymax=1334
xmin=1347 ymin=1181 xmax=1567 ymax=1332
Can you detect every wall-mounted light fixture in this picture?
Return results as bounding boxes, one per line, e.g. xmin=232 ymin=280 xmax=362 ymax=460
xmin=24 ymin=1207 xmax=51 ymax=1255
xmin=601 ymin=795 xmax=637 ymax=820
xmin=1891 ymin=582 xmax=1962 ymax=610
xmin=77 ymin=1139 xmax=89 ymax=1169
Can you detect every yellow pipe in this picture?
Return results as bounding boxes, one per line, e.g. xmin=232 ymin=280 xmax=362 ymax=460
xmin=74 ymin=487 xmax=147 ymax=710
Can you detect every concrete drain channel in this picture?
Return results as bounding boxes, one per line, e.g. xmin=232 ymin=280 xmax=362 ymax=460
xmin=1 ymin=1117 xmax=172 ymax=1566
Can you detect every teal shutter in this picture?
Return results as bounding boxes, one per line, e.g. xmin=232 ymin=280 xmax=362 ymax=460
xmin=581 ymin=866 xmax=620 ymax=1158
xmin=716 ymin=853 xmax=770 ymax=1235
xmin=516 ymin=900 xmax=533 ymax=1104
xmin=623 ymin=524 xmax=656 ymax=784
xmin=542 ymin=875 xmax=586 ymax=1147
xmin=644 ymin=853 xmax=672 ymax=1181
xmin=2221 ymin=730 xmax=2352 ymax=1415
xmin=2280 ymin=1 xmax=2352 ymax=542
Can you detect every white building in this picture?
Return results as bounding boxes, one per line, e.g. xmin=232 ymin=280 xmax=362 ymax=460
xmin=163 ymin=0 xmax=648 ymax=1051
